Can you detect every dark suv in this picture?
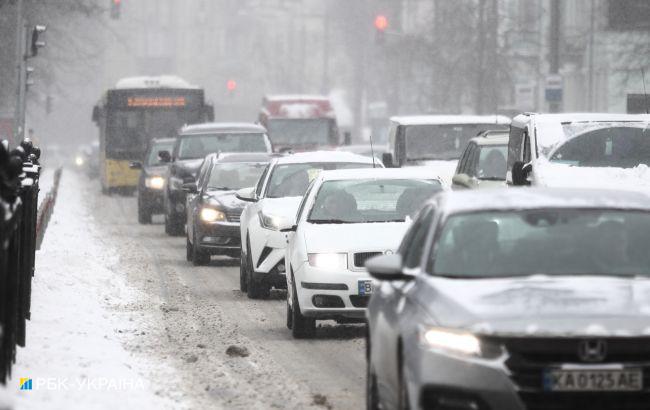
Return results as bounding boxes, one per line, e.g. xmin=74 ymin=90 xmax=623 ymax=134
xmin=130 ymin=138 xmax=175 ymax=223
xmin=184 ymin=153 xmax=271 ymax=265
xmin=160 ymin=122 xmax=272 ymax=236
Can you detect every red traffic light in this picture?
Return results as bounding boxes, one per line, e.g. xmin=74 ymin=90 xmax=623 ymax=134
xmin=374 ymin=15 xmax=388 ymax=31
xmin=226 ymin=80 xmax=237 ymax=92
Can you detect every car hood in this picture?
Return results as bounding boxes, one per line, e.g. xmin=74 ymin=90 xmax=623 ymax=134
xmin=405 ymin=160 xmax=458 ymax=186
xmin=204 ymin=190 xmax=245 ymax=211
xmin=173 ymin=159 xmax=204 ymax=177
xmin=303 ymin=222 xmax=409 ymax=253
xmin=535 ymin=159 xmax=650 ymax=192
xmin=422 ymin=275 xmax=650 ymax=337
xmin=260 ymin=197 xmax=303 ymax=219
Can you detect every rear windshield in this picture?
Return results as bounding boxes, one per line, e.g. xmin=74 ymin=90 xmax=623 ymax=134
xmin=177 ymin=133 xmax=268 ymax=159
xmin=146 ymin=142 xmax=174 ymax=166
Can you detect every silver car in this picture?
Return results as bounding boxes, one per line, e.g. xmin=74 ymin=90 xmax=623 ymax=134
xmin=366 ymin=188 xmax=650 ymax=410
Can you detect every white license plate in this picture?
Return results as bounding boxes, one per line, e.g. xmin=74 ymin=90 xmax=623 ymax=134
xmin=358 ymin=280 xmax=373 ymax=296
xmin=543 ymin=369 xmax=643 ymax=392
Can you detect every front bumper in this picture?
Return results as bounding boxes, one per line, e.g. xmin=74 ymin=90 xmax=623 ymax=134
xmin=195 ymin=221 xmax=241 ymax=255
xmin=252 ymin=227 xmax=289 ymax=275
xmin=139 ymin=187 xmax=165 ymax=213
xmin=294 ymin=262 xmax=372 ymax=320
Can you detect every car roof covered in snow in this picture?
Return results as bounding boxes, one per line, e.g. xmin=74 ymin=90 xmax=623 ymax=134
xmin=318 ymin=167 xmax=445 ymax=184
xmin=432 ymin=188 xmax=650 ymax=216
xmin=180 ymin=122 xmax=267 ymax=135
xmin=273 ymin=150 xmax=376 ymax=165
xmin=390 ymin=115 xmax=511 ymax=126
xmin=512 ymin=113 xmax=650 ymax=128
xmin=205 ymin=153 xmax=272 ymax=164
xmin=115 ymin=76 xmax=198 ymax=90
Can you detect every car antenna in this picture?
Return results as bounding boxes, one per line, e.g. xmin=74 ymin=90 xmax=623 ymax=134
xmin=369 ymin=134 xmax=377 ymax=168
xmin=642 ymin=68 xmax=649 ymax=114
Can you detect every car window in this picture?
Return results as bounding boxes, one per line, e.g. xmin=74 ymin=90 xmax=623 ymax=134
xmin=177 ymin=133 xmax=268 ymax=159
xmin=147 ymin=142 xmax=174 ymax=165
xmin=196 ymin=159 xmax=210 ymax=188
xmin=523 ymin=132 xmax=532 ymax=163
xmin=477 ymin=145 xmax=508 ymax=180
xmin=295 ymin=181 xmax=316 ymax=223
xmin=507 ymin=126 xmax=525 ymax=171
xmin=465 ymin=144 xmax=479 ymax=177
xmin=207 ymin=162 xmax=268 ymax=191
xmin=456 ymin=144 xmax=472 ymax=175
xmin=403 ymin=207 xmax=435 ymax=269
xmin=255 ymin=164 xmax=270 ymax=198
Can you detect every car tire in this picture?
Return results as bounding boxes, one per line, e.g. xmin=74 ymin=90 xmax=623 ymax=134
xmin=246 ymin=240 xmax=270 ymax=299
xmin=164 ymin=212 xmax=184 ymax=236
xmin=186 ymin=234 xmax=192 ymax=262
xmin=191 ymin=233 xmax=210 ymax=266
xmin=366 ymin=368 xmax=380 ymax=410
xmin=286 ymin=297 xmax=293 ymax=330
xmin=397 ymin=353 xmax=411 ymax=410
xmin=137 ymin=197 xmax=152 ymax=224
xmin=290 ymin=276 xmax=315 ymax=339
xmin=239 ymin=242 xmax=248 ymax=292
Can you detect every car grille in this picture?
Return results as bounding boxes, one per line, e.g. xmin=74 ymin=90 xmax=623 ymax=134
xmin=353 ymin=252 xmax=382 ymax=268
xmin=226 ymin=210 xmax=242 ymax=223
xmin=349 ymin=295 xmax=370 ymax=308
xmin=501 ymin=337 xmax=650 ymax=410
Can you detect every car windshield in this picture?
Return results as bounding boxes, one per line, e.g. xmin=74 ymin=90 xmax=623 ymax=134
xmin=405 ymin=123 xmax=508 ymax=161
xmin=308 ymin=179 xmax=442 ymax=224
xmin=207 ymin=162 xmax=268 ymax=191
xmin=477 ymin=145 xmax=508 ymax=180
xmin=267 ymin=119 xmax=331 ymax=146
xmin=543 ymin=122 xmax=650 ymax=168
xmin=265 ymin=162 xmax=374 ymax=198
xmin=146 ymin=142 xmax=174 ymax=166
xmin=432 ymin=210 xmax=650 ymax=278
xmin=177 ymin=133 xmax=268 ymax=159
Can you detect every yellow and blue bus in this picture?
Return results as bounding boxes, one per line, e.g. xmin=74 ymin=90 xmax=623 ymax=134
xmin=92 ymin=76 xmax=213 ymax=193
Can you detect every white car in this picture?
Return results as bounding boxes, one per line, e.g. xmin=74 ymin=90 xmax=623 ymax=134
xmin=282 ymin=168 xmax=444 ymax=338
xmin=237 ymin=151 xmax=379 ymax=299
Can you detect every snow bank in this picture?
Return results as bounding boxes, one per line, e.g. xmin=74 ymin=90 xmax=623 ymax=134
xmin=0 ymin=171 xmax=177 ymax=410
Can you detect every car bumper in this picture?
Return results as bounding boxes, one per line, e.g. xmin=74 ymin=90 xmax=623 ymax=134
xmin=195 ymin=221 xmax=241 ymax=255
xmin=403 ymin=339 xmax=523 ymax=410
xmin=139 ymin=188 xmax=165 ymax=213
xmin=253 ymin=228 xmax=288 ymax=275
xmin=295 ymin=262 xmax=372 ymax=319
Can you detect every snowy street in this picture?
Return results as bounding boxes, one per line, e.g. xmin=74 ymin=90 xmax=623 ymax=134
xmin=2 ymin=170 xmax=364 ymax=409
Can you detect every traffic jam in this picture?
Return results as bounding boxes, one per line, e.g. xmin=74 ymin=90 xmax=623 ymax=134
xmin=2 ymin=1 xmax=650 ymax=410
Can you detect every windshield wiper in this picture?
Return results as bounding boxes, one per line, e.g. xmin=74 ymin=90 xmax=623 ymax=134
xmin=308 ymin=219 xmax=354 ymax=224
xmin=478 ymin=177 xmax=505 ymax=181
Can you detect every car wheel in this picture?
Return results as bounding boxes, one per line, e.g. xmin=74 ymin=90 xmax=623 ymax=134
xmin=397 ymin=353 xmax=411 ymax=410
xmin=246 ymin=241 xmax=270 ymax=299
xmin=366 ymin=367 xmax=380 ymax=410
xmin=185 ymin=234 xmax=192 ymax=262
xmin=239 ymin=241 xmax=248 ymax=292
xmin=286 ymin=297 xmax=293 ymax=330
xmin=191 ymin=233 xmax=210 ymax=266
xmin=291 ymin=276 xmax=315 ymax=339
xmin=137 ymin=197 xmax=152 ymax=224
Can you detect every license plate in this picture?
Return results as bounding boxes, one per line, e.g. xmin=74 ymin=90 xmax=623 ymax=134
xmin=358 ymin=280 xmax=373 ymax=296
xmin=543 ymin=369 xmax=643 ymax=392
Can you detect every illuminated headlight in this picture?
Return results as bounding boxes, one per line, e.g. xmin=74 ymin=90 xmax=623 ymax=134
xmin=420 ymin=327 xmax=481 ymax=356
xmin=200 ymin=208 xmax=226 ymax=223
xmin=308 ymin=253 xmax=348 ymax=270
xmin=258 ymin=211 xmax=282 ymax=231
xmin=169 ymin=176 xmax=183 ymax=191
xmin=145 ymin=176 xmax=165 ymax=190
xmin=74 ymin=156 xmax=84 ymax=167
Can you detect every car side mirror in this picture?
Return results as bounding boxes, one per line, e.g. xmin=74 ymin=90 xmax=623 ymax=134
xmin=182 ymin=182 xmax=198 ymax=193
xmin=381 ymin=152 xmax=395 ymax=168
xmin=512 ymin=161 xmax=532 ymax=186
xmin=129 ymin=161 xmax=143 ymax=170
xmin=158 ymin=150 xmax=171 ymax=163
xmin=365 ymin=254 xmax=413 ymax=281
xmin=236 ymin=187 xmax=257 ymax=202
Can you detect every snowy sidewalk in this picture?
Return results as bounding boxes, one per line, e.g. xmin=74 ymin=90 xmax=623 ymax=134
xmin=0 ymin=171 xmax=178 ymax=410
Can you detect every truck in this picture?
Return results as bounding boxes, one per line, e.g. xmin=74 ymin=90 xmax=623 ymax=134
xmin=258 ymin=95 xmax=339 ymax=152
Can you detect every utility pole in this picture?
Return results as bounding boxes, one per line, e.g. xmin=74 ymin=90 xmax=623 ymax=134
xmin=548 ymin=0 xmax=561 ymax=113
xmin=14 ymin=0 xmax=25 ymax=141
xmin=476 ymin=0 xmax=486 ymax=114
xmin=321 ymin=4 xmax=330 ymax=94
xmin=587 ymin=0 xmax=596 ymax=111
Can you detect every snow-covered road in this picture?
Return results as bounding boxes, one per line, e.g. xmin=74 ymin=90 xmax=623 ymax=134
xmin=4 ymin=170 xmax=365 ymax=409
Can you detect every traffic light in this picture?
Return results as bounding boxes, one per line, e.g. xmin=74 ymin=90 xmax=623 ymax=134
xmin=226 ymin=79 xmax=237 ymax=92
xmin=110 ymin=0 xmax=121 ymax=20
xmin=30 ymin=25 xmax=46 ymax=57
xmin=374 ymin=15 xmax=388 ymax=44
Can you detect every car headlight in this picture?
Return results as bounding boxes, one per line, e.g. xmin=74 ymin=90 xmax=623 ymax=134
xmin=258 ymin=211 xmax=282 ymax=231
xmin=200 ymin=208 xmax=226 ymax=223
xmin=420 ymin=327 xmax=483 ymax=357
xmin=74 ymin=155 xmax=84 ymax=167
xmin=308 ymin=253 xmax=348 ymax=270
xmin=169 ymin=176 xmax=183 ymax=191
xmin=145 ymin=176 xmax=165 ymax=190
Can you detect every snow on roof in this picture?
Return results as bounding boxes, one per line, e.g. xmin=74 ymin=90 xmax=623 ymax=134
xmin=513 ymin=112 xmax=650 ymax=128
xmin=115 ymin=76 xmax=198 ymax=90
xmin=274 ymin=150 xmax=376 ymax=165
xmin=472 ymin=135 xmax=509 ymax=146
xmin=390 ymin=115 xmax=511 ymax=126
xmin=319 ymin=167 xmax=445 ymax=183
xmin=181 ymin=122 xmax=266 ymax=134
xmin=436 ymin=188 xmax=650 ymax=215
xmin=265 ymin=95 xmax=330 ymax=102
